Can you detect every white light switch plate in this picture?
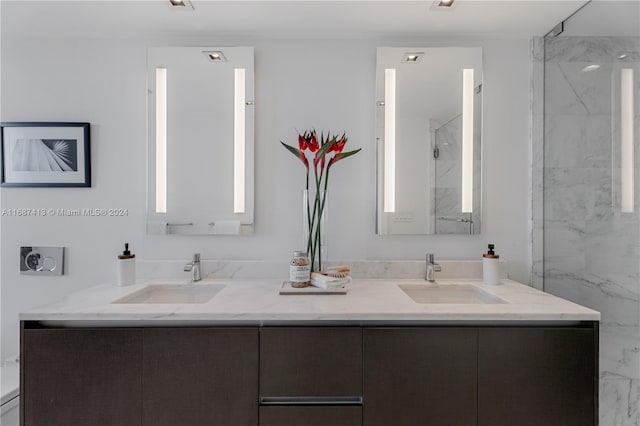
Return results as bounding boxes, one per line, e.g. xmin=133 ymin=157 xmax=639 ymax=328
xmin=20 ymin=246 xmax=65 ymax=276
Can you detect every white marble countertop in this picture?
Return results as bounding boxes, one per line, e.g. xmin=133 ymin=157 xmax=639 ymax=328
xmin=19 ymin=278 xmax=600 ymax=324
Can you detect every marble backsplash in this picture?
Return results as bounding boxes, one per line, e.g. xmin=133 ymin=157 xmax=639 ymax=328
xmin=136 ymin=259 xmax=508 ymax=281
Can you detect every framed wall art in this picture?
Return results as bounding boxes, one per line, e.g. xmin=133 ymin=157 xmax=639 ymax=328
xmin=1 ymin=122 xmax=91 ymax=187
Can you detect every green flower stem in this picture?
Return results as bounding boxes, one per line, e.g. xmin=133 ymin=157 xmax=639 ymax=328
xmin=315 ymin=169 xmax=330 ymax=272
xmin=305 ymin=161 xmax=328 ymax=272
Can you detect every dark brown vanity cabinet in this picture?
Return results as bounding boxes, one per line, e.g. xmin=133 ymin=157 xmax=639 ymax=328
xmin=260 ymin=327 xmax=362 ymax=397
xmin=142 ymin=328 xmax=259 ymax=426
xmin=362 ymin=326 xmax=598 ymax=426
xmin=21 ymin=326 xmax=259 ymax=426
xmin=22 ymin=323 xmax=597 ymax=426
xmin=478 ymin=327 xmax=597 ymax=426
xmin=259 ymin=327 xmax=363 ymax=426
xmin=363 ymin=328 xmax=478 ymax=426
xmin=22 ymin=328 xmax=143 ymax=426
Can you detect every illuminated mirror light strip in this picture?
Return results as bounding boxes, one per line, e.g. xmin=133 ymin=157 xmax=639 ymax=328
xmin=234 ymin=68 xmax=246 ymax=214
xmin=461 ymin=68 xmax=474 ymax=213
xmin=621 ymin=68 xmax=634 ymax=213
xmin=384 ymin=68 xmax=396 ymax=213
xmin=155 ymin=68 xmax=167 ymax=213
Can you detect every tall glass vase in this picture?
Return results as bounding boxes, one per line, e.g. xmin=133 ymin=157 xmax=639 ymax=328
xmin=302 ymin=189 xmax=327 ymax=272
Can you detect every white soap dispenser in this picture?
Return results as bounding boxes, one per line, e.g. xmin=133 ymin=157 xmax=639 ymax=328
xmin=116 ymin=243 xmax=136 ymax=286
xmin=482 ymin=243 xmax=500 ymax=285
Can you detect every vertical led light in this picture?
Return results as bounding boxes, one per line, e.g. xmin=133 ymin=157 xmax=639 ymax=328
xmin=234 ymin=68 xmax=246 ymax=214
xmin=155 ymin=68 xmax=167 ymax=213
xmin=384 ymin=68 xmax=396 ymax=213
xmin=621 ymin=68 xmax=634 ymax=213
xmin=461 ymin=68 xmax=474 ymax=213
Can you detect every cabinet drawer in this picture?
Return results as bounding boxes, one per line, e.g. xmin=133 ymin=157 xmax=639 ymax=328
xmin=142 ymin=328 xmax=259 ymax=426
xmin=260 ymin=406 xmax=362 ymax=426
xmin=260 ymin=327 xmax=362 ymax=397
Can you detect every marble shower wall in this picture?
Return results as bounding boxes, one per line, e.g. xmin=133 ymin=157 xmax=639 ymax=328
xmin=539 ymin=36 xmax=640 ymax=426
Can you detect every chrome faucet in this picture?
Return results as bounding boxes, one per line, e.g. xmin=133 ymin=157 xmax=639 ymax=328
xmin=184 ymin=253 xmax=201 ymax=282
xmin=425 ymin=253 xmax=441 ymax=282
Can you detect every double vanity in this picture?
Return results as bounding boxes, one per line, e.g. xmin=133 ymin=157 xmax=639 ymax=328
xmin=20 ymin=275 xmax=599 ymax=426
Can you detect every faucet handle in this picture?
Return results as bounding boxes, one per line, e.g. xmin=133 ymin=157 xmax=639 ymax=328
xmin=193 ymin=253 xmax=200 ymax=262
xmin=426 ymin=253 xmax=434 ymax=263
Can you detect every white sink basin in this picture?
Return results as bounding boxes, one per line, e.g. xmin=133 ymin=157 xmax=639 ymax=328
xmin=112 ymin=284 xmax=226 ymax=304
xmin=399 ymin=283 xmax=506 ymax=305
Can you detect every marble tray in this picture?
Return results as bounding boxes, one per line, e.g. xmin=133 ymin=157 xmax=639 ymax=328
xmin=279 ymin=281 xmax=347 ymax=295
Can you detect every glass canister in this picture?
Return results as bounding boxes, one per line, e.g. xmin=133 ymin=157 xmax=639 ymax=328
xmin=289 ymin=251 xmax=311 ymax=286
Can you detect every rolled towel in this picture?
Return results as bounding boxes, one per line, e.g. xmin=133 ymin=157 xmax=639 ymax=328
xmin=310 ymin=273 xmax=352 ymax=290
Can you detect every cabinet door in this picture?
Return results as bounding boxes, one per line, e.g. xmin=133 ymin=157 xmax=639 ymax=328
xmin=22 ymin=327 xmax=142 ymax=426
xmin=363 ymin=328 xmax=478 ymax=426
xmin=478 ymin=327 xmax=597 ymax=426
xmin=260 ymin=327 xmax=362 ymax=397
xmin=142 ymin=328 xmax=259 ymax=426
xmin=260 ymin=406 xmax=362 ymax=426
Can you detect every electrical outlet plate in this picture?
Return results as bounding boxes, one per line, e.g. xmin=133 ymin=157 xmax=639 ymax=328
xmin=392 ymin=212 xmax=414 ymax=223
xmin=20 ymin=247 xmax=65 ymax=276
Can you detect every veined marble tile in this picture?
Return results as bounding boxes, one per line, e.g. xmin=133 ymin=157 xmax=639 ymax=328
xmin=561 ymin=62 xmax=614 ymax=115
xmin=434 ymin=117 xmax=460 ymax=162
xmin=136 ymin=260 xmax=288 ymax=280
xmin=544 ymin=271 xmax=638 ymax=327
xmin=435 ymin=160 xmax=459 ymax=188
xmin=544 ymin=62 xmax=589 ymax=115
xmin=543 ymin=220 xmax=587 ymax=273
xmin=600 ymin=379 xmax=639 ymax=426
xmin=544 ymin=167 xmax=612 ymax=221
xmin=600 ymin=324 xmax=640 ymax=380
xmin=137 ymin=259 xmax=508 ymax=280
xmin=585 ymin=216 xmax=640 ymax=288
xmin=546 ymin=61 xmax=615 ymax=115
xmin=545 ymin=37 xmax=639 ymax=64
xmin=545 ymin=114 xmax=612 ymax=168
xmin=434 ymin=187 xmax=459 ymax=222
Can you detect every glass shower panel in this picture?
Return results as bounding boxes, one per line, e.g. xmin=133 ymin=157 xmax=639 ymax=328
xmin=543 ymin=30 xmax=639 ymax=426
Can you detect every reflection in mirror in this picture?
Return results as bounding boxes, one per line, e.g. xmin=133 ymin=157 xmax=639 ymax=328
xmin=376 ymin=47 xmax=483 ymax=235
xmin=147 ymin=47 xmax=254 ymax=235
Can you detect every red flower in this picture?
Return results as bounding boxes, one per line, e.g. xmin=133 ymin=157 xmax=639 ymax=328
xmin=281 ymin=129 xmax=361 ymax=272
xmin=308 ymin=130 xmax=319 ymax=153
xmin=329 ymin=133 xmax=346 ymax=154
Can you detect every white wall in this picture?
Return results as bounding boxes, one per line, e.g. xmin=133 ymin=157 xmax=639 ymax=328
xmin=0 ymin=35 xmax=531 ymax=360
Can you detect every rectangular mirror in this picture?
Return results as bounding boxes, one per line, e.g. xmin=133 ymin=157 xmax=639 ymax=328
xmin=376 ymin=47 xmax=483 ymax=235
xmin=147 ymin=46 xmax=254 ymax=235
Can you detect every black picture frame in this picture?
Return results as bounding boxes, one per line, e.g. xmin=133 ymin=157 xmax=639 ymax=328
xmin=0 ymin=122 xmax=91 ymax=187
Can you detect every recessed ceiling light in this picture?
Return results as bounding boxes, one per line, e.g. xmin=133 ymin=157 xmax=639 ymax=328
xmin=202 ymin=51 xmax=227 ymax=62
xmin=169 ymin=0 xmax=194 ymax=10
xmin=582 ymin=64 xmax=600 ymax=72
xmin=430 ymin=0 xmax=455 ymax=10
xmin=402 ymin=52 xmax=424 ymax=63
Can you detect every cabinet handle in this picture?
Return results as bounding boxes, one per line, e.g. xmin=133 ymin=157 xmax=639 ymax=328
xmin=259 ymin=396 xmax=362 ymax=406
